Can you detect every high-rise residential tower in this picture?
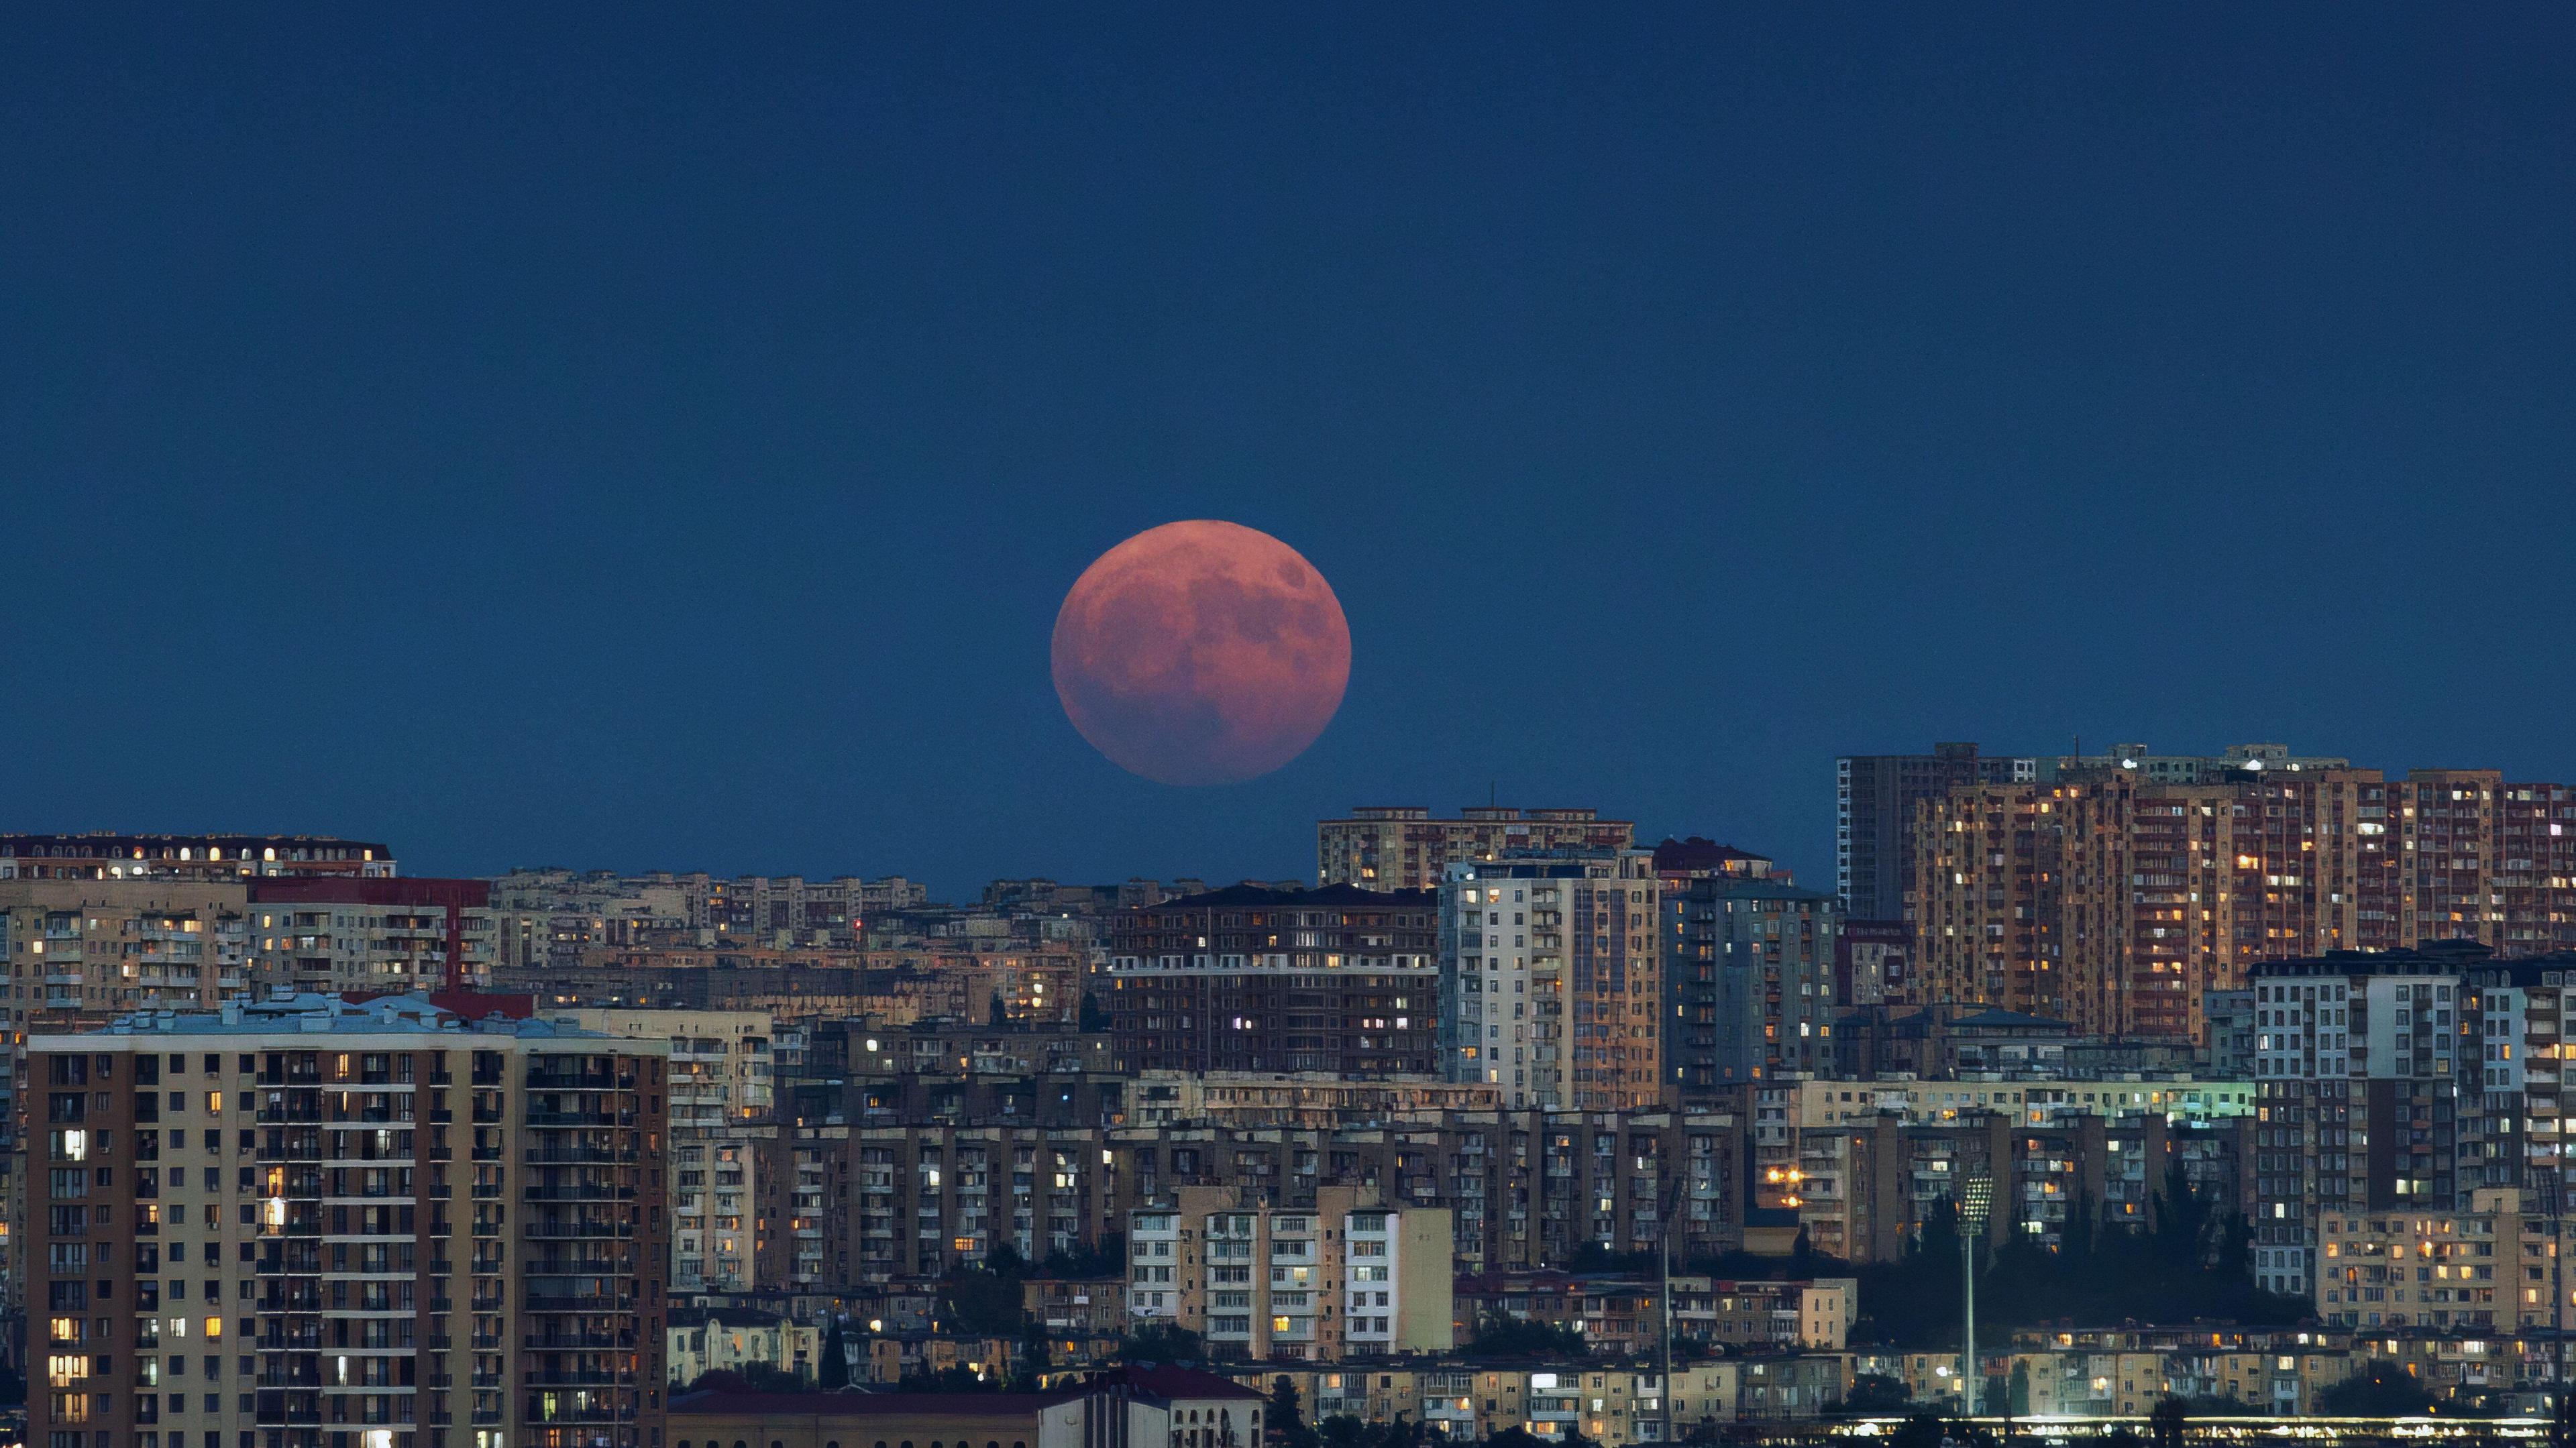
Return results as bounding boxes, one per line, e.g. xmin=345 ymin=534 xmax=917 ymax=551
xmin=1438 ymin=850 xmax=1660 ymax=1111
xmin=27 ymin=994 xmax=670 ymax=1448
xmin=1835 ymin=744 xmax=2039 ymax=923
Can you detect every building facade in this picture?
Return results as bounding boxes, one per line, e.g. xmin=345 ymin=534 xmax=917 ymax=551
xmin=1107 ymin=885 xmax=1438 ymax=1077
xmin=1439 ymin=852 xmax=1660 ymax=1111
xmin=247 ymin=879 xmax=496 ymax=994
xmin=1835 ymin=744 xmax=2038 ymax=924
xmin=564 ymin=1009 xmax=779 ymax=1293
xmin=1318 ymin=808 xmax=1633 ymax=893
xmin=1904 ymin=761 xmax=2576 ymax=1046
xmin=0 ymin=835 xmax=395 ymax=883
xmin=27 ymin=993 xmax=670 ymax=1448
xmin=1128 ymin=1185 xmax=1452 ymax=1363
xmin=1662 ymin=873 xmax=1843 ymax=1093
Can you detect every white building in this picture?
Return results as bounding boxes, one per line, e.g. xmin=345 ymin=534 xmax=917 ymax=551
xmin=1440 ymin=850 xmax=1661 ymax=1111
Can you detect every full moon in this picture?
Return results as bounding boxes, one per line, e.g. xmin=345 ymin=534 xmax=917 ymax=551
xmin=1051 ymin=520 xmax=1351 ymax=786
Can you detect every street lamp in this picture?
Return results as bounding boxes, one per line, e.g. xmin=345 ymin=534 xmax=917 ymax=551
xmin=1960 ymin=1176 xmax=1996 ymax=1417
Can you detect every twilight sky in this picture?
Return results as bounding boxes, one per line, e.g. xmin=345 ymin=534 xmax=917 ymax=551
xmin=5 ymin=9 xmax=2573 ymax=899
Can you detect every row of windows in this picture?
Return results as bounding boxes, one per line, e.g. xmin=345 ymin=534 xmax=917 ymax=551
xmin=678 ymin=1441 xmax=1025 ymax=1448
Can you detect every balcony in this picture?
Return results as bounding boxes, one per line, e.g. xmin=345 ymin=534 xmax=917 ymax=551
xmin=524 ymin=1331 xmax=637 ymax=1350
xmin=525 ymin=1148 xmax=638 ymax=1166
xmin=524 ymin=1182 xmax=635 ymax=1203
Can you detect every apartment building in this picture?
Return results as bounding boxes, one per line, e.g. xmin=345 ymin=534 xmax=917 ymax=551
xmin=247 ymin=879 xmax=496 ymax=994
xmin=0 ymin=835 xmax=394 ymax=883
xmin=665 ymin=1308 xmax=818 ymax=1386
xmin=1660 ymin=871 xmax=1843 ymax=1093
xmin=1127 ymin=1074 xmax=1497 ymax=1129
xmin=1439 ymin=851 xmax=1661 ymax=1111
xmin=846 ymin=1123 xmax=1129 ymax=1278
xmin=2249 ymin=946 xmax=2468 ymax=1296
xmin=1318 ymin=807 xmax=1633 ymax=893
xmin=2315 ymin=1188 xmax=2576 ymax=1331
xmin=1836 ymin=744 xmax=2041 ymax=923
xmin=27 ymin=993 xmax=669 ymax=1448
xmin=564 ymin=1009 xmax=777 ymax=1293
xmin=1752 ymin=1077 xmax=2256 ymax=1263
xmin=1127 ymin=1185 xmax=1451 ymax=1362
xmin=1107 ymin=884 xmax=1438 ymax=1078
xmin=1904 ymin=760 xmax=2576 ymax=1048
xmin=0 ymin=880 xmax=265 ymax=1323
xmin=2 ymin=880 xmax=257 ymax=1036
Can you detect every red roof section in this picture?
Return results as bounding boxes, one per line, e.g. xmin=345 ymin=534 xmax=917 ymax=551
xmin=250 ymin=877 xmax=490 ymax=907
xmin=337 ymin=989 xmax=536 ymax=1020
xmin=672 ymin=1390 xmax=1075 ymax=1416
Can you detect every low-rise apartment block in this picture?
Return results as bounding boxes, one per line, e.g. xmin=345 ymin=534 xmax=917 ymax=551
xmin=1128 ymin=1186 xmax=1452 ymax=1362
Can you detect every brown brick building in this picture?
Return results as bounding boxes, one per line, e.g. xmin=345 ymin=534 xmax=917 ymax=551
xmin=1905 ymin=763 xmax=2576 ymax=1043
xmin=1108 ymin=883 xmax=1438 ymax=1076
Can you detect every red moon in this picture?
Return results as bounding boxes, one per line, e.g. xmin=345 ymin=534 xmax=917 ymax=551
xmin=1051 ymin=520 xmax=1351 ymax=785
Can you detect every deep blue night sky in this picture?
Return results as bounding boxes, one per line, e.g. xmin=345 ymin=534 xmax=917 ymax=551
xmin=5 ymin=9 xmax=2573 ymax=897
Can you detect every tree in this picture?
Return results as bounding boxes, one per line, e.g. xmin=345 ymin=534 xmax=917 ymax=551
xmin=1842 ymin=1374 xmax=1912 ymax=1415
xmin=1271 ymin=1376 xmax=1319 ymax=1448
xmin=2149 ymin=1398 xmax=2187 ymax=1448
xmin=1792 ymin=1224 xmax=1817 ymax=1276
xmin=899 ymin=1363 xmax=1004 ymax=1394
xmin=2318 ymin=1366 xmax=2435 ymax=1416
xmin=1122 ymin=1323 xmax=1203 ymax=1364
xmin=819 ymin=1322 xmax=850 ymax=1389
xmin=989 ymin=992 xmax=1009 ymax=1027
xmin=741 ymin=1362 xmax=811 ymax=1394
xmin=2008 ymin=1362 xmax=2031 ymax=1418
xmin=1079 ymin=991 xmax=1111 ymax=1032
xmin=1319 ymin=1416 xmax=1366 ymax=1448
xmin=1011 ymin=1318 xmax=1053 ymax=1392
xmin=941 ymin=1249 xmax=1029 ymax=1336
xmin=1890 ymin=1412 xmax=1947 ymax=1448
xmin=1466 ymin=1315 xmax=1589 ymax=1357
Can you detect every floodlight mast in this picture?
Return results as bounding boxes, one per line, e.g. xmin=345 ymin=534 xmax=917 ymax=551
xmin=1962 ymin=1176 xmax=1996 ymax=1416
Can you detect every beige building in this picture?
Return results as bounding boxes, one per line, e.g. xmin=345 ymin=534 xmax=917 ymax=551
xmin=0 ymin=879 xmax=260 ymax=1313
xmin=246 ymin=879 xmax=496 ymax=993
xmin=564 ymin=1008 xmax=777 ymax=1292
xmin=1440 ymin=852 xmax=1662 ymax=1111
xmin=667 ymin=1306 xmax=820 ymax=1385
xmin=1129 ymin=1185 xmax=1452 ymax=1362
xmin=2317 ymin=1187 xmax=2576 ymax=1331
xmin=1319 ymin=807 xmax=1634 ymax=892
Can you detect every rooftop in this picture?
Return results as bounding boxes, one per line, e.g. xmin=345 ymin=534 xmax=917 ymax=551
xmin=1145 ymin=882 xmax=1435 ymax=910
xmin=33 ymin=992 xmax=623 ymax=1040
xmin=671 ymin=1390 xmax=1075 ymax=1418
